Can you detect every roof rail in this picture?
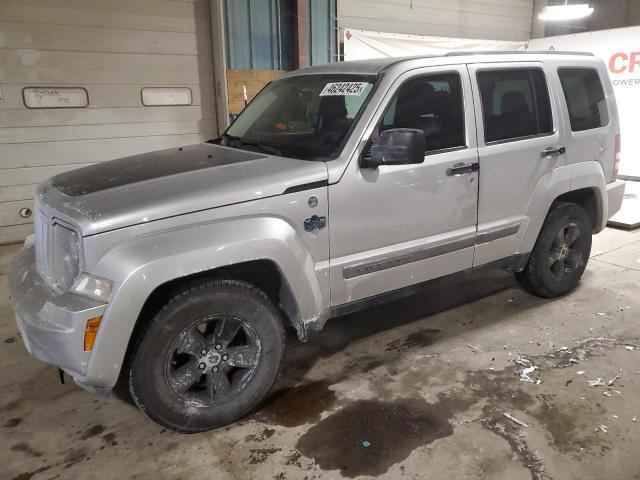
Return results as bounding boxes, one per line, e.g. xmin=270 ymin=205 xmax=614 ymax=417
xmin=444 ymin=50 xmax=594 ymax=57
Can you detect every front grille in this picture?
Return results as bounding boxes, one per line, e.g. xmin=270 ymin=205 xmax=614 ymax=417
xmin=34 ymin=203 xmax=81 ymax=291
xmin=34 ymin=208 xmax=51 ymax=285
xmin=51 ymin=223 xmax=80 ymax=290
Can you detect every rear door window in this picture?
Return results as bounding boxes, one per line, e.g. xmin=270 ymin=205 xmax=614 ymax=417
xmin=558 ymin=68 xmax=609 ymax=131
xmin=477 ymin=68 xmax=553 ymax=143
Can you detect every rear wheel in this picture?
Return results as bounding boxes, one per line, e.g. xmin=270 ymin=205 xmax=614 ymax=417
xmin=129 ymin=280 xmax=285 ymax=432
xmin=516 ymin=202 xmax=592 ymax=298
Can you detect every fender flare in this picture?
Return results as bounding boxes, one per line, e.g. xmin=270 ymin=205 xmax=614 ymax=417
xmin=517 ymin=161 xmax=607 ymax=255
xmin=85 ymin=216 xmax=324 ymax=388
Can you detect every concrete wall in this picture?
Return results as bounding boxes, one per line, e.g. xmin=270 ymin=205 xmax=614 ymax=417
xmin=337 ymin=0 xmax=536 ymax=41
xmin=0 ymin=0 xmax=219 ymax=244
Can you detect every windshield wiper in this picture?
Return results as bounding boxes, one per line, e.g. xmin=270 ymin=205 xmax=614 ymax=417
xmin=254 ymin=140 xmax=283 ymax=156
xmin=237 ymin=138 xmax=283 ymax=156
xmin=222 ymin=132 xmax=241 ymax=143
xmin=218 ymin=133 xmax=283 ymax=156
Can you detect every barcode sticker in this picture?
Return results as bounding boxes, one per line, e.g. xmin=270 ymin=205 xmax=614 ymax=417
xmin=320 ymin=82 xmax=369 ymax=96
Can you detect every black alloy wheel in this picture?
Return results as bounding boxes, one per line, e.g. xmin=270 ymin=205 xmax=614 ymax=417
xmin=165 ymin=315 xmax=261 ymax=406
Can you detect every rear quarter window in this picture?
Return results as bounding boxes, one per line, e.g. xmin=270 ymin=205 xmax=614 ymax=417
xmin=558 ymin=68 xmax=609 ymax=131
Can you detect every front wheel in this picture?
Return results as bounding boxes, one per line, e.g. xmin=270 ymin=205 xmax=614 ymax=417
xmin=129 ymin=280 xmax=285 ymax=433
xmin=516 ymin=202 xmax=592 ymax=298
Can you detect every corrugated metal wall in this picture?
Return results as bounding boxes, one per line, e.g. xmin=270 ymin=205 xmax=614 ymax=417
xmin=337 ymin=0 xmax=535 ymax=41
xmin=224 ymin=0 xmax=336 ymax=69
xmin=309 ymin=0 xmax=337 ymax=65
xmin=0 ymin=0 xmax=218 ymax=244
xmin=224 ymin=0 xmax=281 ymax=69
xmin=224 ymin=0 xmax=296 ymax=70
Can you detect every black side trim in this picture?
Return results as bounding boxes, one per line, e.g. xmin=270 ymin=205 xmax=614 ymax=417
xmin=426 ymin=145 xmax=469 ymax=156
xmin=326 ymin=253 xmax=532 ymax=321
xmin=343 ymin=236 xmax=475 ymax=280
xmin=328 ymin=276 xmax=442 ymax=319
xmin=283 ymin=180 xmax=328 ymax=194
xmin=485 ymin=131 xmax=555 ymax=147
xmin=475 ymin=223 xmax=521 ymax=245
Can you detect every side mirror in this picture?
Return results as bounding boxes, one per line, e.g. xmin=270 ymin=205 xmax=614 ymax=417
xmin=362 ymin=128 xmax=425 ymax=168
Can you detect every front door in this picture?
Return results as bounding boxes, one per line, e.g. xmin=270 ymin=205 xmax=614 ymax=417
xmin=329 ymin=65 xmax=479 ymax=306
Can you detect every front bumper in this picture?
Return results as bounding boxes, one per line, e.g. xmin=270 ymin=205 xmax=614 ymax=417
xmin=606 ymin=179 xmax=625 ymax=219
xmin=8 ymin=244 xmax=107 ymax=383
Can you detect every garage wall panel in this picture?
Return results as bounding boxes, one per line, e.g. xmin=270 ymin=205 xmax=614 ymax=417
xmin=0 ymin=134 xmax=206 ymax=169
xmin=0 ymin=164 xmax=97 ymax=188
xmin=0 ymin=200 xmax=36 ymax=227
xmin=0 ymin=120 xmax=216 ymax=144
xmin=0 ymin=185 xmax=39 ymax=204
xmin=0 ymin=0 xmax=210 ymax=33
xmin=0 ymin=84 xmax=213 ymax=109
xmin=0 ymin=22 xmax=212 ymax=55
xmin=0 ymin=0 xmax=218 ymax=244
xmin=0 ymin=225 xmax=35 ymax=246
xmin=337 ymin=0 xmax=535 ymax=41
xmin=2 ymin=105 xmax=215 ymax=128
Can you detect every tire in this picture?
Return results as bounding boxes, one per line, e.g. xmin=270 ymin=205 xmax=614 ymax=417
xmin=516 ymin=202 xmax=592 ymax=298
xmin=129 ymin=279 xmax=285 ymax=433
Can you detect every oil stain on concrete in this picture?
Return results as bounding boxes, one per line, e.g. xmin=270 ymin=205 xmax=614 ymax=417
xmin=296 ymin=391 xmax=476 ymax=478
xmin=10 ymin=443 xmax=43 ymax=458
xmin=289 ymin=335 xmax=621 ymax=479
xmin=4 ymin=417 xmax=22 ymax=428
xmin=384 ymin=328 xmax=442 ymax=352
xmin=255 ymin=380 xmax=339 ymax=428
xmin=296 ymin=397 xmax=454 ymax=478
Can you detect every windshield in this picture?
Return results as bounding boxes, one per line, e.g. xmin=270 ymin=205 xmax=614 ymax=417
xmin=220 ymin=74 xmax=377 ymax=160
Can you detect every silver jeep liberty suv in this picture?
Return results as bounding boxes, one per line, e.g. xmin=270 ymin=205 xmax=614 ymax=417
xmin=10 ymin=52 xmax=625 ymax=432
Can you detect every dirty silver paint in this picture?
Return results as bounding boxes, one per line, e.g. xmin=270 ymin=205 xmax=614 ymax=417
xmin=8 ymin=53 xmax=626 ymax=397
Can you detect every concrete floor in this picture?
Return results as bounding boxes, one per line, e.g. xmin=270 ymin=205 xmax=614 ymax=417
xmin=2 ymin=227 xmax=640 ymax=480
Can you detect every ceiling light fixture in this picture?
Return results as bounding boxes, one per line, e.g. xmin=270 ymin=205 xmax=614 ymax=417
xmin=538 ymin=2 xmax=594 ymax=21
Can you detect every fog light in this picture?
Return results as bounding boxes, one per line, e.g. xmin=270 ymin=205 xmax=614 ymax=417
xmin=84 ymin=316 xmax=102 ymax=351
xmin=73 ymin=274 xmax=114 ymax=302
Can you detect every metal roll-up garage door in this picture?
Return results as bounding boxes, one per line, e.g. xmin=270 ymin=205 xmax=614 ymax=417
xmin=0 ymin=0 xmax=219 ymax=244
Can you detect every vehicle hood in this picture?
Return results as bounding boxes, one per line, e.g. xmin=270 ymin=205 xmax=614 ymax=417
xmin=37 ymin=143 xmax=328 ymax=236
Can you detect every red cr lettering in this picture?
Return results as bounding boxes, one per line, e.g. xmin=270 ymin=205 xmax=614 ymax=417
xmin=610 ymin=52 xmax=640 ymax=73
xmin=610 ymin=52 xmax=627 ymax=73
xmin=631 ymin=52 xmax=640 ymax=73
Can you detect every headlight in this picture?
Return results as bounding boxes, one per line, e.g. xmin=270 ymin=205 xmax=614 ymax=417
xmin=72 ymin=274 xmax=114 ymax=303
xmin=52 ymin=223 xmax=80 ymax=290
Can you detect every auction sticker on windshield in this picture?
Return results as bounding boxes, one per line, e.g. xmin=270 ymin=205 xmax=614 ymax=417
xmin=320 ymin=82 xmax=369 ymax=96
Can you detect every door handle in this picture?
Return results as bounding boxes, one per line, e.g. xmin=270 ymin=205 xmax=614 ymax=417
xmin=541 ymin=146 xmax=566 ymax=158
xmin=446 ymin=162 xmax=479 ymax=176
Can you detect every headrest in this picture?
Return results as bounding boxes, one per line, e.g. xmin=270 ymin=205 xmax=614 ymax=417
xmin=501 ymin=91 xmax=529 ymax=114
xmin=319 ymin=96 xmax=347 ymax=118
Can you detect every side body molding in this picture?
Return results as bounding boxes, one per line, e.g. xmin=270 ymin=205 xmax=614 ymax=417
xmin=517 ymin=161 xmax=607 ymax=255
xmin=85 ymin=217 xmax=325 ymax=388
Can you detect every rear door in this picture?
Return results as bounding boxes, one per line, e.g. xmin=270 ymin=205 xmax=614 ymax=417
xmin=467 ymin=61 xmax=564 ymax=266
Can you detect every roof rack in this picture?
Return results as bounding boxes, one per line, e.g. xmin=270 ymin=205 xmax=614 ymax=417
xmin=444 ymin=50 xmax=594 ymax=57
